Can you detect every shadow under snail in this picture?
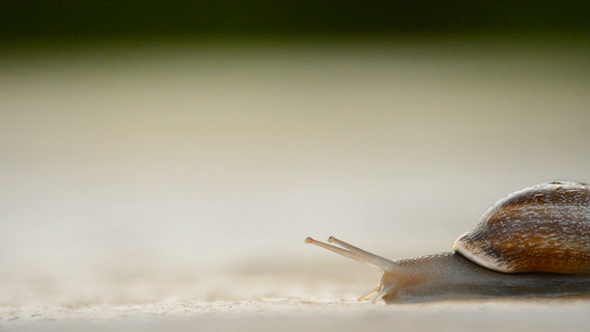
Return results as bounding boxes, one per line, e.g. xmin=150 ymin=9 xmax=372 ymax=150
xmin=306 ymin=180 xmax=590 ymax=304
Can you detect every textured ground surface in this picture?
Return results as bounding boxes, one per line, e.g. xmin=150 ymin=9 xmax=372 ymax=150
xmin=2 ymin=298 xmax=589 ymax=332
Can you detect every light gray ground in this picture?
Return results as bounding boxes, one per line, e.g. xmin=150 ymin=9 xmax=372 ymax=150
xmin=2 ymin=298 xmax=589 ymax=332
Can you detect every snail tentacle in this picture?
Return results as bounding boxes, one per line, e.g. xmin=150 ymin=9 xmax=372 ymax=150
xmin=305 ymin=237 xmax=397 ymax=273
xmin=358 ymin=288 xmax=380 ymax=302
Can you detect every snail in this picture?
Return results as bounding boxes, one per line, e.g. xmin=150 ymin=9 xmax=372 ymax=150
xmin=305 ymin=180 xmax=590 ymax=304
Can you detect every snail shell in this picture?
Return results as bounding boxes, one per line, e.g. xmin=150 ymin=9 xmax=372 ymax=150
xmin=453 ymin=181 xmax=590 ymax=274
xmin=306 ymin=180 xmax=590 ymax=304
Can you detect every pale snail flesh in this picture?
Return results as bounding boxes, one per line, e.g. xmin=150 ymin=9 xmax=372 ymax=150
xmin=306 ymin=180 xmax=590 ymax=304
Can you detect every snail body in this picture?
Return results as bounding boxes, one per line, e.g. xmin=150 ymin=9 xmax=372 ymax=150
xmin=306 ymin=180 xmax=590 ymax=304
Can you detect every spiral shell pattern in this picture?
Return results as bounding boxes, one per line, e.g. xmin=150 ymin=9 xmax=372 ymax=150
xmin=453 ymin=181 xmax=590 ymax=274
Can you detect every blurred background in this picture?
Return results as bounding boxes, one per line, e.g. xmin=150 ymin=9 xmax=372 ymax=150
xmin=1 ymin=1 xmax=588 ymax=306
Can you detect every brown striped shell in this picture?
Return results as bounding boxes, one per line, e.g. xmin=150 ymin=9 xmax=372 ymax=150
xmin=452 ymin=181 xmax=590 ymax=274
